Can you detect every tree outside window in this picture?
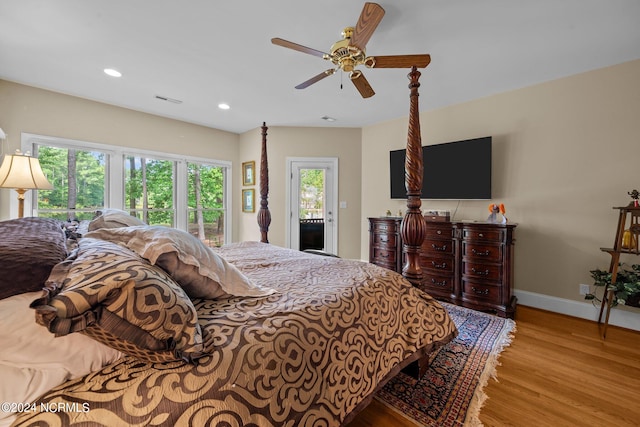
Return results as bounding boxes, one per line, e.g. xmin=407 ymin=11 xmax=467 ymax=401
xmin=188 ymin=162 xmax=225 ymax=246
xmin=299 ymin=169 xmax=324 ymax=219
xmin=125 ymin=156 xmax=175 ymax=226
xmin=36 ymin=146 xmax=106 ymax=221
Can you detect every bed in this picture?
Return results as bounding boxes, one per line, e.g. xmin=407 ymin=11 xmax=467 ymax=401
xmin=1 ymin=67 xmax=456 ymax=427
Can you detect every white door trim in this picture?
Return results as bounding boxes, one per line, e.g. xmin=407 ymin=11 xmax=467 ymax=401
xmin=285 ymin=157 xmax=338 ymax=254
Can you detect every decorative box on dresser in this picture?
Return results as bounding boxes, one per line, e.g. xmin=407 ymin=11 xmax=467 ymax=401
xmin=368 ymin=216 xmax=517 ymax=319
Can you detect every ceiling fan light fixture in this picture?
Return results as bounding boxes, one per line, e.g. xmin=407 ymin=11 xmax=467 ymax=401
xmin=272 ymin=3 xmax=428 ymax=98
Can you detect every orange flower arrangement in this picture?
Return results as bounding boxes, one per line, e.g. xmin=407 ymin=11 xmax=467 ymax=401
xmin=488 ymin=203 xmax=507 ymax=223
xmin=488 ymin=203 xmax=506 ymax=214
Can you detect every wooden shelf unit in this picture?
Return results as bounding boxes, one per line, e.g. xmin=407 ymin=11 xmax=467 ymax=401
xmin=598 ymin=205 xmax=640 ymax=338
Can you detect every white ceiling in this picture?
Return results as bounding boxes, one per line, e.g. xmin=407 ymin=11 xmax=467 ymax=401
xmin=1 ymin=0 xmax=639 ymax=135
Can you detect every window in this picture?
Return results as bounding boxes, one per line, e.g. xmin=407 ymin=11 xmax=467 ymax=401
xmin=23 ymin=134 xmax=231 ymax=246
xmin=35 ymin=145 xmax=107 ymax=221
xmin=187 ymin=162 xmax=226 ymax=247
xmin=124 ymin=155 xmax=176 ymax=226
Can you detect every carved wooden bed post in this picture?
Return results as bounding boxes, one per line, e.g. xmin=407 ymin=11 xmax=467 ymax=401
xmin=401 ymin=67 xmax=426 ymax=285
xmin=257 ymin=122 xmax=271 ymax=243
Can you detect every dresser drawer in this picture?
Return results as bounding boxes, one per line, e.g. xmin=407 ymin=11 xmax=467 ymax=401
xmin=371 ymin=220 xmax=400 ymax=233
xmin=462 ymin=260 xmax=502 ymax=281
xmin=462 ymin=280 xmax=502 ymax=302
xmin=372 ymin=247 xmax=397 ymax=263
xmin=423 ymin=273 xmax=455 ymax=293
xmin=421 ymin=256 xmax=455 ymax=274
xmin=421 ymin=239 xmax=454 ymax=256
xmin=461 ymin=242 xmax=503 ymax=262
xmin=425 ymin=224 xmax=454 ymax=239
xmin=462 ymin=228 xmax=504 ymax=242
xmin=373 ymin=232 xmax=398 ymax=247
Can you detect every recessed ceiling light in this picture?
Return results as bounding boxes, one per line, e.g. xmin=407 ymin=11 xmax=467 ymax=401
xmin=321 ymin=115 xmax=337 ymax=122
xmin=218 ymin=103 xmax=230 ymax=110
xmin=104 ymin=68 xmax=122 ymax=78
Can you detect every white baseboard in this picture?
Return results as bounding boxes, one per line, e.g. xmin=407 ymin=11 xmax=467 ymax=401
xmin=514 ymin=290 xmax=640 ymax=332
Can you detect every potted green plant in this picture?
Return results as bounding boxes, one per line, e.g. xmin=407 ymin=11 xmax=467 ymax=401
xmin=585 ymin=264 xmax=640 ymax=307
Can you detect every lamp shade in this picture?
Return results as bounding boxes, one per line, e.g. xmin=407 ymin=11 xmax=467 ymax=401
xmin=0 ymin=151 xmax=54 ymax=190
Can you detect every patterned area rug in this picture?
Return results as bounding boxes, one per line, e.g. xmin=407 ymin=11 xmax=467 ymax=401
xmin=376 ymin=302 xmax=516 ymax=426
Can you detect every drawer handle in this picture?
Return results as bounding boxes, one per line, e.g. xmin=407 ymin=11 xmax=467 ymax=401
xmin=478 ymin=233 xmax=484 ymax=237
xmin=432 ymin=243 xmax=447 ymax=252
xmin=380 ymin=236 xmax=388 ymax=242
xmin=430 ymin=278 xmax=447 ymax=287
xmin=471 ymin=286 xmax=489 ymax=295
xmin=471 ymin=248 xmax=490 ymax=256
xmin=436 ymin=230 xmax=442 ymax=235
xmin=431 ymin=261 xmax=447 ymax=269
xmin=471 ymin=267 xmax=490 ymax=276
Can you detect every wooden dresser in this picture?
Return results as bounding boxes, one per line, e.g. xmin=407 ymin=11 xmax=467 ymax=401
xmin=368 ymin=217 xmax=517 ymax=318
xmin=368 ymin=217 xmax=403 ymax=273
xmin=421 ymin=221 xmax=457 ymax=301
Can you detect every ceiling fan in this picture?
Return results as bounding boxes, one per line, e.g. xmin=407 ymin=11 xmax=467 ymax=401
xmin=271 ymin=2 xmax=431 ymax=98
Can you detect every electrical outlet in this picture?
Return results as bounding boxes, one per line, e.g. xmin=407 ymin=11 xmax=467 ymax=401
xmin=579 ymin=284 xmax=590 ymax=295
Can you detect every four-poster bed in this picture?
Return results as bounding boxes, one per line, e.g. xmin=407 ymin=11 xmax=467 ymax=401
xmin=3 ymin=68 xmax=456 ymax=427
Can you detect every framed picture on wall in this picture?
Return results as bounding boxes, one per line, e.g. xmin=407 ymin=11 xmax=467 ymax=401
xmin=242 ymin=161 xmax=255 ymax=186
xmin=242 ymin=188 xmax=255 ymax=213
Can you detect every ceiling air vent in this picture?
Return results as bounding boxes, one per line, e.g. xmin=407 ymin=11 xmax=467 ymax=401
xmin=155 ymin=95 xmax=182 ymax=104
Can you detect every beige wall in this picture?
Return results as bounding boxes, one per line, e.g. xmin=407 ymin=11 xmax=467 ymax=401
xmin=0 ymin=81 xmax=363 ymax=258
xmin=0 ymin=80 xmax=241 ymax=235
xmin=238 ymin=126 xmax=362 ymax=259
xmin=361 ymin=59 xmax=640 ymax=305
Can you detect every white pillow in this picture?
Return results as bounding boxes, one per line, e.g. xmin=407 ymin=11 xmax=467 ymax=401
xmin=84 ymin=226 xmax=276 ymax=299
xmin=87 ymin=208 xmax=145 ymax=231
xmin=0 ymin=292 xmax=123 ymax=427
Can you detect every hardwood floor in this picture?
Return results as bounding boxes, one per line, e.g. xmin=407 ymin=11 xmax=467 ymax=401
xmin=348 ymin=305 xmax=640 ymax=427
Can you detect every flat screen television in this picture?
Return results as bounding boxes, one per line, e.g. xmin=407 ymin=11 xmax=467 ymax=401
xmin=390 ymin=136 xmax=492 ymax=199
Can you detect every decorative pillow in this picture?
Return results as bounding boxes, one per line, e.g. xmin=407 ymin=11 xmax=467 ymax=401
xmin=0 ymin=291 xmax=123 ymax=427
xmin=30 ymin=238 xmax=206 ymax=364
xmin=87 ymin=208 xmax=146 ymax=231
xmin=0 ymin=217 xmax=68 ymax=300
xmin=85 ymin=226 xmax=276 ymax=299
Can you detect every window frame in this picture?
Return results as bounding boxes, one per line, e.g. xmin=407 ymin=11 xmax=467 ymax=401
xmin=20 ymin=133 xmax=232 ymax=242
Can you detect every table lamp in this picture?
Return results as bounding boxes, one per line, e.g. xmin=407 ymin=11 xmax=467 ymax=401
xmin=0 ymin=149 xmax=54 ymax=217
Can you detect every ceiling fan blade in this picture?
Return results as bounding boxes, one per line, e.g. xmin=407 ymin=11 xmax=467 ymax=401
xmin=369 ymin=54 xmax=431 ymax=69
xmin=295 ymin=69 xmax=336 ymax=89
xmin=271 ymin=37 xmax=328 ymax=58
xmin=351 ymin=71 xmax=375 ymax=98
xmin=350 ymin=2 xmax=385 ymax=50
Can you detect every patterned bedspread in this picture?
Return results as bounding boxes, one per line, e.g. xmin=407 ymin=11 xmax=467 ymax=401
xmin=13 ymin=242 xmax=456 ymax=426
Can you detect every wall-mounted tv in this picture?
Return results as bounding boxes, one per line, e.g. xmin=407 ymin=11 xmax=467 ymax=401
xmin=390 ymin=136 xmax=492 ymax=200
